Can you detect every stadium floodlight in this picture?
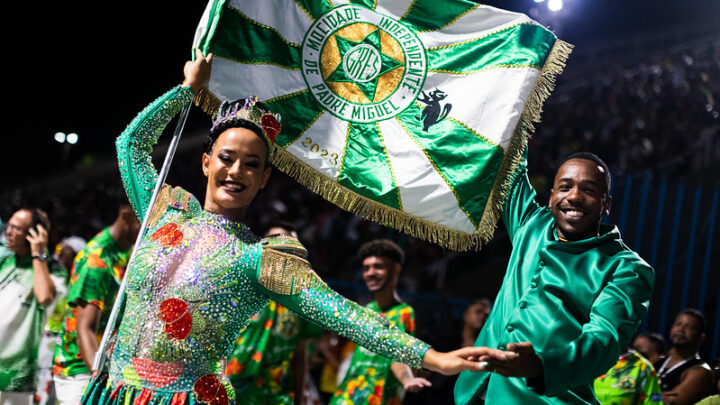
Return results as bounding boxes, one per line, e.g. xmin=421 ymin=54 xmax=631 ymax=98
xmin=67 ymin=133 xmax=79 ymax=144
xmin=548 ymin=0 xmax=563 ymax=11
xmin=54 ymin=132 xmax=66 ymax=143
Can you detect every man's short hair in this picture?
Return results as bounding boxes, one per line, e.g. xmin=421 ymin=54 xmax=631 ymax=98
xmin=637 ymin=332 xmax=666 ymax=355
xmin=561 ymin=152 xmax=612 ymax=195
xmin=358 ymin=239 xmax=404 ymax=265
xmin=20 ymin=208 xmax=51 ymax=231
xmin=679 ymin=308 xmax=706 ymax=333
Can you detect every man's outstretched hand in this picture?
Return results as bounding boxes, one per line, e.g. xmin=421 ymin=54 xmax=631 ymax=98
xmin=422 ymin=346 xmax=517 ymax=375
xmin=479 ymin=342 xmax=543 ymax=379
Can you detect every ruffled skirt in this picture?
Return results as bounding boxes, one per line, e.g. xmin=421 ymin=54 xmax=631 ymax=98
xmin=80 ymin=373 xmax=199 ymax=405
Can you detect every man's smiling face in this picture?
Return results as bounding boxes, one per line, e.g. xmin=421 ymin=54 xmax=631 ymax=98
xmin=549 ymin=158 xmax=611 ymax=241
xmin=362 ymin=255 xmax=398 ymax=293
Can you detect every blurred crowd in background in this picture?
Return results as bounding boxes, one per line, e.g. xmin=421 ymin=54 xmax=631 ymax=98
xmin=1 ymin=25 xmax=718 ymax=405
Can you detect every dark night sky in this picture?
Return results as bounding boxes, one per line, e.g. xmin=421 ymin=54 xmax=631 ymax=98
xmin=3 ymin=0 xmax=718 ymax=187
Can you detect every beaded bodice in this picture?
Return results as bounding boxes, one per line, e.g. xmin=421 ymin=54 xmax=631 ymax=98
xmin=110 ymin=205 xmax=267 ymax=391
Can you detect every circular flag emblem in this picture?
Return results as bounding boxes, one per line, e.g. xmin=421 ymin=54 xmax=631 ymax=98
xmin=301 ymin=5 xmax=427 ymax=123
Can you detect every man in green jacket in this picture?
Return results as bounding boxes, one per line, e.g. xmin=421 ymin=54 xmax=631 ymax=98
xmin=455 ymin=152 xmax=655 ymax=404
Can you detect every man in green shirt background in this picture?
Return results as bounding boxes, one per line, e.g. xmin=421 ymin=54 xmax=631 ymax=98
xmin=0 ymin=208 xmax=67 ymax=404
xmin=52 ymin=204 xmax=139 ymax=405
xmin=331 ymin=239 xmax=431 ymax=405
xmin=455 ymin=152 xmax=655 ymax=404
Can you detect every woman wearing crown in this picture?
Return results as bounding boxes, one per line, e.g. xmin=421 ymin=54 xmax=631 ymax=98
xmin=80 ymin=51 xmax=508 ymax=405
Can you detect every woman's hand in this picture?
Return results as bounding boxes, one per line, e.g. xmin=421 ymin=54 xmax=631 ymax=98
xmin=421 ymin=346 xmax=517 ymax=375
xmin=183 ymin=48 xmax=214 ymax=93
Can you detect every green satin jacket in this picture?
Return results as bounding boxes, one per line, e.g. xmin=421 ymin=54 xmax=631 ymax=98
xmin=454 ymin=162 xmax=654 ymax=404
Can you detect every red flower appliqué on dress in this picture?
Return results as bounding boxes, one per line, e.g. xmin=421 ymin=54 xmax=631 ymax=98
xmin=158 ymin=298 xmax=192 ymax=340
xmin=194 ymin=375 xmax=229 ymax=405
xmin=151 ymin=223 xmax=184 ymax=247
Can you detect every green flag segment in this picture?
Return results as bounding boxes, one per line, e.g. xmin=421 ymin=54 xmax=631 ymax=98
xmin=193 ymin=0 xmax=571 ymax=250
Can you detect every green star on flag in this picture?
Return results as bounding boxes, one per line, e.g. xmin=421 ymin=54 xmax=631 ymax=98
xmin=192 ymin=0 xmax=572 ymax=251
xmin=325 ymin=30 xmax=403 ymax=102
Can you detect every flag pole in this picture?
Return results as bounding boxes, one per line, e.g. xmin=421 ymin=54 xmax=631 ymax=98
xmin=92 ymin=100 xmax=193 ymax=371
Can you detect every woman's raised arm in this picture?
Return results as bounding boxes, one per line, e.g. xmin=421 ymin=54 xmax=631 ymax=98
xmin=116 ymin=50 xmax=212 ymax=219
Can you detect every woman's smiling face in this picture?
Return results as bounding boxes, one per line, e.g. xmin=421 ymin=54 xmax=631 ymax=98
xmin=202 ymin=127 xmax=271 ymax=221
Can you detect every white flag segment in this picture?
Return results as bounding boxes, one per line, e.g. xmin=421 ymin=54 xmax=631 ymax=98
xmin=423 ymin=67 xmax=540 ymax=149
xmin=375 ymin=0 xmax=415 ymax=20
xmin=209 ymin=57 xmax=307 ymax=103
xmin=417 ymin=7 xmax=534 ymax=50
xmin=378 ymin=119 xmax=476 ymax=233
xmin=285 ymin=112 xmax=349 ymax=180
xmin=227 ymin=0 xmax=313 ymax=46
xmin=192 ymin=0 xmax=216 ymax=50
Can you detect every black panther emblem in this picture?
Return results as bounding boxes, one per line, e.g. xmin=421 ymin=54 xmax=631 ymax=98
xmin=417 ymin=89 xmax=452 ymax=131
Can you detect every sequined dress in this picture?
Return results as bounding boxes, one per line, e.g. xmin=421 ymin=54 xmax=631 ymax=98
xmin=80 ymin=85 xmax=429 ymax=405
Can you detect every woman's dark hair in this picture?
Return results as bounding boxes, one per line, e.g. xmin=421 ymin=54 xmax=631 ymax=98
xmin=203 ymin=98 xmax=271 ymax=156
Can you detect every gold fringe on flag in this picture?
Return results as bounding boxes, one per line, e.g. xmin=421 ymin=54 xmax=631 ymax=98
xmin=479 ymin=39 xmax=573 ymax=248
xmin=271 ymin=148 xmax=479 ymax=251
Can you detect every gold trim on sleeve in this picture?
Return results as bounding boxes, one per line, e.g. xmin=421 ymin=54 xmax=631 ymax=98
xmin=259 ymin=248 xmax=321 ymax=295
xmin=147 ymin=184 xmax=172 ymax=229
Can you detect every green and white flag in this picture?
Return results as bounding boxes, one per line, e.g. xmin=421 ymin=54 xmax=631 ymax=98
xmin=193 ymin=0 xmax=571 ymax=250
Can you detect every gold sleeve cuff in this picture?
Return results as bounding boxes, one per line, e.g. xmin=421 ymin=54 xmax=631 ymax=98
xmin=261 ymin=236 xmax=309 ymax=259
xmin=259 ymin=248 xmax=321 ymax=295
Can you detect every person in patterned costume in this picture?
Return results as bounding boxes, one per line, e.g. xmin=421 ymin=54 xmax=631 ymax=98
xmin=52 ymin=203 xmax=139 ymax=405
xmin=594 ymin=348 xmax=662 ymax=404
xmin=331 ymin=239 xmax=431 ymax=405
xmin=225 ymin=221 xmax=322 ymax=405
xmin=79 ymin=51 xmax=508 ymax=405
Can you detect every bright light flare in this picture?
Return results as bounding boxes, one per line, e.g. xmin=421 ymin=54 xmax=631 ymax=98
xmin=54 ymin=132 xmax=66 ymax=143
xmin=548 ymin=0 xmax=563 ymax=11
xmin=67 ymin=133 xmax=79 ymax=144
